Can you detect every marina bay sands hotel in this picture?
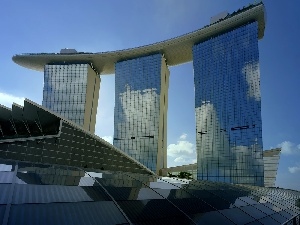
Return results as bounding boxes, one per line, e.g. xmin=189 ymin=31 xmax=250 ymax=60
xmin=13 ymin=3 xmax=266 ymax=186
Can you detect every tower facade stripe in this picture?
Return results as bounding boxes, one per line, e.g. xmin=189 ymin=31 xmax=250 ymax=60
xmin=193 ymin=22 xmax=264 ymax=186
xmin=114 ymin=54 xmax=169 ymax=173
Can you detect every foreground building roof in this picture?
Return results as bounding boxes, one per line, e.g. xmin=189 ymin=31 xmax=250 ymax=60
xmin=0 ymin=99 xmax=153 ymax=174
xmin=0 ymin=158 xmax=299 ymax=225
xmin=12 ymin=3 xmax=265 ymax=74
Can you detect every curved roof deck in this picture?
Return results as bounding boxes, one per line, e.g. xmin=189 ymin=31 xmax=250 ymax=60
xmin=13 ymin=3 xmax=265 ymax=75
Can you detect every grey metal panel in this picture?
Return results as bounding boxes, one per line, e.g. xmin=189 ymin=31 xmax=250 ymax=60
xmin=21 ymin=99 xmax=60 ymax=136
xmin=11 ymin=104 xmax=30 ymax=138
xmin=0 ymin=105 xmax=12 ymax=121
xmin=0 ymin=184 xmax=12 ymax=203
xmin=0 ymin=105 xmax=16 ymax=138
xmin=11 ymin=104 xmax=24 ymax=121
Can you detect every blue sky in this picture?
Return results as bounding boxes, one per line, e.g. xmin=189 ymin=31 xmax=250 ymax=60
xmin=0 ymin=0 xmax=299 ymax=190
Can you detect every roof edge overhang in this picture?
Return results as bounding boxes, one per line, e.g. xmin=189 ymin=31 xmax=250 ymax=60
xmin=12 ymin=3 xmax=265 ymax=75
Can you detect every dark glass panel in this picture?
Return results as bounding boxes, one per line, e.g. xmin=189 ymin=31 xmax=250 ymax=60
xmin=188 ymin=189 xmax=232 ymax=210
xmin=253 ymin=203 xmax=276 ymax=215
xmin=220 ymin=207 xmax=255 ymax=224
xmin=258 ymin=216 xmax=281 ymax=225
xmin=192 ymin=210 xmax=235 ymax=225
xmin=8 ymin=201 xmax=127 ymax=225
xmin=270 ymin=213 xmax=289 ymax=224
xmin=0 ymin=205 xmax=6 ymax=223
xmin=239 ymin=205 xmax=267 ymax=219
xmin=117 ymin=199 xmax=192 ymax=224
xmin=169 ymin=198 xmax=214 ymax=215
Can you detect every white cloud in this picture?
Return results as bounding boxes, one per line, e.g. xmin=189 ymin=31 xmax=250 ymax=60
xmin=179 ymin=133 xmax=187 ymax=140
xmin=174 ymin=156 xmax=197 ymax=165
xmin=174 ymin=156 xmax=188 ymax=163
xmin=288 ymin=165 xmax=300 ymax=174
xmin=101 ymin=135 xmax=113 ymax=144
xmin=0 ymin=92 xmax=25 ymax=108
xmin=167 ymin=133 xmax=197 ymax=166
xmin=277 ymin=141 xmax=300 ymax=155
xmin=242 ymin=62 xmax=261 ymax=101
xmin=167 ymin=139 xmax=194 ymax=157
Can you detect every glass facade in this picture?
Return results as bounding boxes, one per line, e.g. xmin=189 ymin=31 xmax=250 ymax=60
xmin=193 ymin=22 xmax=264 ymax=186
xmin=163 ymin=149 xmax=280 ymax=187
xmin=114 ymin=54 xmax=169 ymax=173
xmin=42 ymin=64 xmax=100 ymax=133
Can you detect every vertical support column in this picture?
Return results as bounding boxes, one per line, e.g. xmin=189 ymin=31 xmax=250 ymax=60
xmin=42 ymin=63 xmax=100 ymax=133
xmin=192 ymin=22 xmax=264 ymax=186
xmin=114 ymin=54 xmax=169 ymax=174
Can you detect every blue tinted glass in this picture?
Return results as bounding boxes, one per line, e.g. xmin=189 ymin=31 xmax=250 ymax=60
xmin=114 ymin=54 xmax=169 ymax=173
xmin=193 ymin=22 xmax=264 ymax=186
xmin=42 ymin=64 xmax=98 ymax=130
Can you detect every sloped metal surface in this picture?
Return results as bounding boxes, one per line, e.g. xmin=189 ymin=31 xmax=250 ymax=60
xmin=0 ymin=158 xmax=299 ymax=225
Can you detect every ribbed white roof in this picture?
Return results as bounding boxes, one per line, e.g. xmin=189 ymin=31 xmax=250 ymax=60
xmin=12 ymin=3 xmax=265 ymax=75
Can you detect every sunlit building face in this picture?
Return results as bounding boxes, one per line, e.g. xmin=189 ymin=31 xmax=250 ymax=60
xmin=42 ymin=64 xmax=100 ymax=133
xmin=114 ymin=54 xmax=169 ymax=173
xmin=193 ymin=22 xmax=264 ymax=186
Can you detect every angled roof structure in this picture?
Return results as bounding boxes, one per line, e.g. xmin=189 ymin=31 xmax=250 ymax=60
xmin=0 ymin=99 xmax=153 ymax=174
xmin=12 ymin=3 xmax=265 ymax=75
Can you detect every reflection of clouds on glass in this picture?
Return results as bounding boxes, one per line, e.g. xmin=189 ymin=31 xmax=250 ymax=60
xmin=42 ymin=64 xmax=93 ymax=126
xmin=243 ymin=62 xmax=261 ymax=101
xmin=117 ymin=84 xmax=159 ymax=137
xmin=196 ymin=103 xmax=231 ymax=178
xmin=115 ymin=85 xmax=159 ymax=170
xmin=196 ymin=102 xmax=263 ymax=184
xmin=113 ymin=53 xmax=167 ymax=173
xmin=193 ymin=22 xmax=264 ymax=186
